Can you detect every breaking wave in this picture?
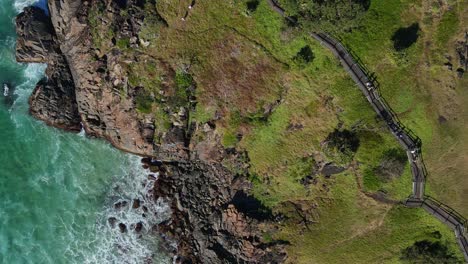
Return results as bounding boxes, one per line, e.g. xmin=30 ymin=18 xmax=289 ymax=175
xmin=9 ymin=63 xmax=46 ymax=125
xmin=89 ymin=157 xmax=172 ymax=264
xmin=13 ymin=0 xmax=38 ymax=12
xmin=14 ymin=0 xmax=48 ymax=13
xmin=0 ymin=1 xmax=172 ymax=263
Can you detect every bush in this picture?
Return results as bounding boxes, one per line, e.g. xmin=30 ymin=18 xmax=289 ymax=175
xmin=400 ymin=240 xmax=462 ymax=263
xmin=280 ymin=0 xmax=370 ymax=33
xmin=293 ymin=45 xmax=315 ymax=66
xmin=326 ymin=129 xmax=360 ymax=154
xmin=324 ymin=129 xmax=360 ymax=165
xmin=391 ymin=23 xmax=420 ymax=51
xmin=373 ymin=148 xmax=408 ymax=181
xmin=246 ymin=0 xmax=260 ymax=13
xmin=172 ymin=70 xmax=194 ymax=107
xmin=175 ymin=71 xmax=193 ymax=90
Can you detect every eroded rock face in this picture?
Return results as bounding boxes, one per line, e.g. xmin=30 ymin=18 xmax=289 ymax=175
xmin=46 ymin=0 xmax=160 ymax=156
xmin=16 ymin=7 xmax=81 ymax=130
xmin=16 ymin=7 xmax=54 ymax=63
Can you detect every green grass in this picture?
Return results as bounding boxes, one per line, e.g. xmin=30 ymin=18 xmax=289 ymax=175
xmin=435 ymin=9 xmax=459 ymax=45
xmin=175 ymin=71 xmax=193 ymax=90
xmin=338 ymin=0 xmax=468 ymax=215
xmin=135 ymin=90 xmax=154 ymax=113
xmin=363 ymin=168 xmax=382 ymax=191
xmin=116 ymin=38 xmax=130 ymax=49
xmin=153 ymin=106 xmax=172 ymax=144
xmin=88 ymin=3 xmax=115 ymax=54
xmin=192 ymin=103 xmax=215 ymax=124
xmin=278 ymin=174 xmax=464 ymax=263
xmin=239 ymin=0 xmax=464 ymax=261
xmin=101 ymin=0 xmax=467 ymax=261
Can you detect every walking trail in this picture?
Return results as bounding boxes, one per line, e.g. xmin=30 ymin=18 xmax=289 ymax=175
xmin=267 ymin=0 xmax=468 ymax=261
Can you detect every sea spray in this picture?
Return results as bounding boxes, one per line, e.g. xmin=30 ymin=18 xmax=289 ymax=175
xmin=14 ymin=0 xmax=48 ymax=13
xmin=90 ymin=157 xmax=172 ymax=264
xmin=13 ymin=0 xmax=36 ymax=11
xmin=9 ymin=63 xmax=46 ymax=126
xmin=0 ymin=0 xmax=171 ymax=262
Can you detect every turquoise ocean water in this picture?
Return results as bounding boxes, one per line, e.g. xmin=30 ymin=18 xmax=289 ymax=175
xmin=0 ymin=1 xmax=169 ymax=263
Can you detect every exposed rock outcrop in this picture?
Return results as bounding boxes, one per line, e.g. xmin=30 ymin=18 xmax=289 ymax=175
xmin=46 ymin=0 xmax=159 ymax=156
xmin=149 ymin=160 xmax=288 ymax=264
xmin=16 ymin=7 xmax=80 ymax=130
xmin=16 ymin=7 xmax=54 ymax=63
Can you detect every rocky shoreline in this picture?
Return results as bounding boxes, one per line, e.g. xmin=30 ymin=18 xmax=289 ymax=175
xmin=143 ymin=158 xmax=287 ymax=263
xmin=16 ymin=2 xmax=287 ymax=263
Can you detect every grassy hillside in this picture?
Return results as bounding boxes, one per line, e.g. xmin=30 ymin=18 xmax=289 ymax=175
xmin=88 ymin=0 xmax=466 ymax=262
xmin=339 ymin=0 xmax=467 ymax=216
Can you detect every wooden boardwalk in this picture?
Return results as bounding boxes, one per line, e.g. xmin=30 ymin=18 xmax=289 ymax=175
xmin=311 ymin=32 xmax=468 ymax=262
xmin=266 ymin=1 xmax=468 ymax=261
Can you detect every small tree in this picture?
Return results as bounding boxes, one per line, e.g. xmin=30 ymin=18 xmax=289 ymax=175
xmin=293 ymin=45 xmax=315 ymax=67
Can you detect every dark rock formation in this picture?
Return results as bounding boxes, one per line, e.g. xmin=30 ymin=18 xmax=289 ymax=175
xmin=152 ymin=162 xmax=287 ymax=264
xmin=16 ymin=7 xmax=54 ymax=63
xmin=455 ymin=32 xmax=467 ymax=78
xmin=320 ymin=163 xmax=345 ymax=177
xmin=132 ymin=199 xmax=141 ymax=209
xmin=118 ymin=222 xmax=128 ymax=233
xmin=16 ymin=7 xmax=81 ymax=130
xmin=135 ymin=222 xmax=143 ymax=233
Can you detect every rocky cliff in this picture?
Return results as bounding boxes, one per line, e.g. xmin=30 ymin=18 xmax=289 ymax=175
xmin=39 ymin=0 xmax=160 ymax=157
xmin=16 ymin=6 xmax=80 ymax=130
xmin=16 ymin=1 xmax=287 ymax=263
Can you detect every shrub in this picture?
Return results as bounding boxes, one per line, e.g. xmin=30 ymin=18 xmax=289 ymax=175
xmin=326 ymin=129 xmax=360 ymax=154
xmin=246 ymin=0 xmax=260 ymax=13
xmin=280 ymin=0 xmax=370 ymax=33
xmin=373 ymin=148 xmax=408 ymax=181
xmin=175 ymin=71 xmax=193 ymax=90
xmin=391 ymin=23 xmax=420 ymax=51
xmin=400 ymin=240 xmax=462 ymax=263
xmin=293 ymin=45 xmax=315 ymax=66
xmin=172 ymin=70 xmax=194 ymax=107
xmin=324 ymin=129 xmax=360 ymax=164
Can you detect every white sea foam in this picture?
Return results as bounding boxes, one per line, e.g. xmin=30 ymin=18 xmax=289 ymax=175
xmin=13 ymin=63 xmax=46 ymax=103
xmin=13 ymin=0 xmax=38 ymax=12
xmin=0 ymin=36 xmax=16 ymax=67
xmin=13 ymin=0 xmax=48 ymax=13
xmin=80 ymin=156 xmax=171 ymax=264
xmin=78 ymin=123 xmax=87 ymax=137
xmin=7 ymin=2 xmax=169 ymax=261
xmin=23 ymin=62 xmax=47 ymax=80
xmin=3 ymin=1 xmax=168 ymax=263
xmin=9 ymin=63 xmax=46 ymax=127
